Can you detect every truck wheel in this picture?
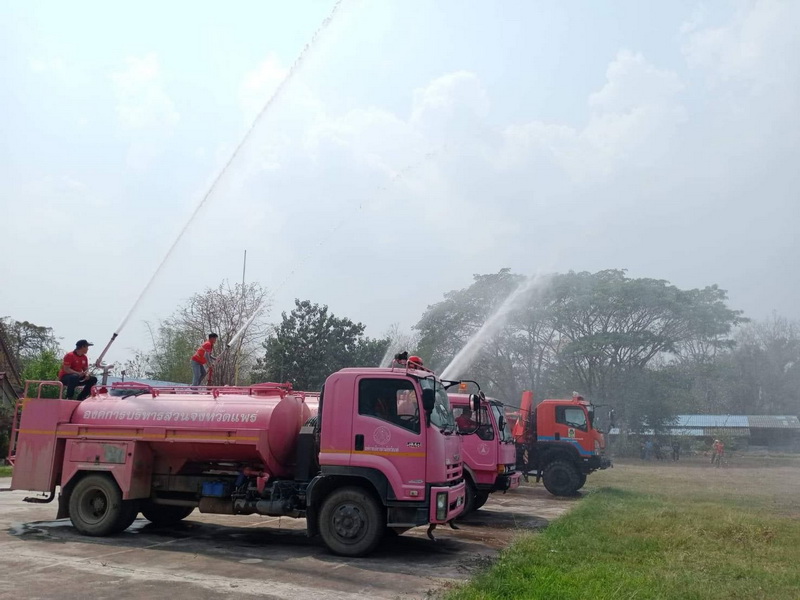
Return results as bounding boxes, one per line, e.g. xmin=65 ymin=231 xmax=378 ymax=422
xmin=319 ymin=487 xmax=385 ymax=557
xmin=459 ymin=479 xmax=478 ymax=517
xmin=473 ymin=491 xmax=490 ymax=510
xmin=141 ymin=503 xmax=195 ymax=526
xmin=542 ymin=461 xmax=581 ymax=496
xmin=110 ymin=500 xmax=140 ymax=534
xmin=576 ymin=472 xmax=588 ymax=491
xmin=69 ymin=474 xmax=129 ymax=536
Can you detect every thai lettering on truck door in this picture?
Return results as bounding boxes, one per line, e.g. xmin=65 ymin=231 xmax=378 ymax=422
xmin=352 ymin=378 xmax=426 ymax=501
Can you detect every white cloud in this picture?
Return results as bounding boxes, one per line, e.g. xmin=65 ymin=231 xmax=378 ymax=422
xmin=497 ymin=50 xmax=686 ymax=183
xmin=681 ymin=0 xmax=800 ymax=86
xmin=109 ymin=53 xmax=180 ymax=169
xmin=239 ymin=54 xmax=288 ymax=123
xmin=29 ymin=56 xmax=66 ymax=74
xmin=111 ymin=53 xmax=179 ymax=130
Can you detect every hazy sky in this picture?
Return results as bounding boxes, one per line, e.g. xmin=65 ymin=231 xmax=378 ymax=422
xmin=1 ymin=0 xmax=798 ymax=363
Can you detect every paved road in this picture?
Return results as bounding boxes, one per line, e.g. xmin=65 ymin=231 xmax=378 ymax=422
xmin=0 ymin=479 xmax=575 ymax=600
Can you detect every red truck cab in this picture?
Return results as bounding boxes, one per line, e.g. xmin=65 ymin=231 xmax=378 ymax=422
xmin=449 ymin=393 xmax=521 ymax=513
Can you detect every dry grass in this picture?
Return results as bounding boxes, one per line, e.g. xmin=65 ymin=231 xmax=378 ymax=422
xmin=591 ymin=455 xmax=800 ymax=517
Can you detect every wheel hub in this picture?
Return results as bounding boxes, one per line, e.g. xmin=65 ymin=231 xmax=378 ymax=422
xmin=332 ymin=504 xmax=365 ymax=540
xmin=81 ymin=489 xmax=109 ymax=522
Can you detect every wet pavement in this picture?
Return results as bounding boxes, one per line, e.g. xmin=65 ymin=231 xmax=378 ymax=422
xmin=0 ymin=478 xmax=576 ymax=599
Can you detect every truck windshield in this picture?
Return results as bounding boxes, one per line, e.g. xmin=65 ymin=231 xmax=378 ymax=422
xmin=420 ymin=378 xmax=456 ymax=433
xmin=491 ymin=403 xmax=513 ymax=442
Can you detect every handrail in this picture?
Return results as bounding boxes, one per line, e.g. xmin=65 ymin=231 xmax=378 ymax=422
xmin=107 ymin=381 xmax=295 ymax=398
xmin=9 ymin=381 xmax=66 ymax=465
xmin=22 ymin=380 xmax=64 ymax=400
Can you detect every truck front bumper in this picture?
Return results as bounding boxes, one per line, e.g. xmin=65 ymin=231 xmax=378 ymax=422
xmin=429 ymin=481 xmax=465 ymax=523
xmin=493 ymin=471 xmax=522 ymax=492
xmin=585 ymin=455 xmax=613 ymax=471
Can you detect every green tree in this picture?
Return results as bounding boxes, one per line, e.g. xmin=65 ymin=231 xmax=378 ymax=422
xmin=0 ymin=317 xmax=61 ymax=370
xmin=20 ymin=350 xmax=62 ymax=398
xmin=415 ymin=269 xmax=744 ymax=425
xmin=712 ymin=315 xmax=800 ymax=415
xmin=253 ymin=299 xmax=389 ymax=390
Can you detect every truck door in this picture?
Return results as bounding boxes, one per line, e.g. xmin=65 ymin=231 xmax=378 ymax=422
xmin=352 ymin=378 xmax=426 ymax=501
xmin=454 ymin=405 xmax=496 ymax=485
xmin=554 ymin=405 xmax=590 ymax=455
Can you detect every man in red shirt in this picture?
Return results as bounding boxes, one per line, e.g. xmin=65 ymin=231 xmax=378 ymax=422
xmin=456 ymin=408 xmax=478 ymax=432
xmin=58 ymin=339 xmax=98 ymax=400
xmin=190 ymin=333 xmax=218 ymax=385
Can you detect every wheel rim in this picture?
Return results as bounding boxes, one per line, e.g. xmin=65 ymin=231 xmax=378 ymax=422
xmin=79 ymin=487 xmax=110 ymax=524
xmin=331 ymin=503 xmax=366 ymax=543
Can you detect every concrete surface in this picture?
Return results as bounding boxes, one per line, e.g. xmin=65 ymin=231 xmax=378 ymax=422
xmin=0 ymin=478 xmax=576 ymax=599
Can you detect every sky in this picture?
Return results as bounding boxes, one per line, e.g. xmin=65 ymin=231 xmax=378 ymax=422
xmin=1 ymin=0 xmax=798 ymax=364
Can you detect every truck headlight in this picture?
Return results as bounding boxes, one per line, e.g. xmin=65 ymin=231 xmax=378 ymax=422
xmin=436 ymin=492 xmax=447 ymax=521
xmin=497 ymin=464 xmax=506 ymax=474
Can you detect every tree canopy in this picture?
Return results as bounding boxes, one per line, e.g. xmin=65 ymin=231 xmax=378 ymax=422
xmin=415 ymin=269 xmax=746 ymax=430
xmin=252 ymin=299 xmax=389 ymax=390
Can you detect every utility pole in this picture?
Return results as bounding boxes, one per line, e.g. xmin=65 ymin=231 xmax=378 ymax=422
xmin=235 ymin=250 xmax=247 ymax=386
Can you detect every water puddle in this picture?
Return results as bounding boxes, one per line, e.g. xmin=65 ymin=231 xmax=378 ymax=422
xmin=9 ymin=519 xmax=73 ymax=537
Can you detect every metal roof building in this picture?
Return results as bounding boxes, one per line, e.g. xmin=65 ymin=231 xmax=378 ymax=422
xmin=610 ymin=414 xmax=800 ymax=450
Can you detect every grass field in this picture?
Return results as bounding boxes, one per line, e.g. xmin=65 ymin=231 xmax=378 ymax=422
xmin=0 ymin=466 xmax=12 ymax=478
xmin=447 ymin=456 xmax=800 ymax=600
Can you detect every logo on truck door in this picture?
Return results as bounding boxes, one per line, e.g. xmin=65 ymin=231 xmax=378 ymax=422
xmin=568 ymin=427 xmax=576 ymax=438
xmin=374 ymin=426 xmax=391 ymax=446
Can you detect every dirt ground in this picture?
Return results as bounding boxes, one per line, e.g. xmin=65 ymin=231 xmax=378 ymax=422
xmin=0 ymin=478 xmax=575 ymax=600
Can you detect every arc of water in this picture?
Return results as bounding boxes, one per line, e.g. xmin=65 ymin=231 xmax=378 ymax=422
xmin=112 ymin=0 xmax=347 ymax=339
xmin=440 ymin=274 xmax=547 ymax=381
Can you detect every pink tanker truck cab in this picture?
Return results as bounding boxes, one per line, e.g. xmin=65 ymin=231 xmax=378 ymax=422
xmin=9 ymin=367 xmax=466 ymax=557
xmin=448 ymin=393 xmax=521 ymax=513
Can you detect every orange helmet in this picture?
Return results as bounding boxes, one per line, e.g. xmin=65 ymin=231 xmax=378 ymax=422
xmin=407 ymin=355 xmax=424 ymax=368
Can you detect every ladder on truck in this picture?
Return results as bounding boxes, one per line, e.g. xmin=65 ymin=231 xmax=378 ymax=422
xmin=6 ymin=380 xmax=64 ymax=466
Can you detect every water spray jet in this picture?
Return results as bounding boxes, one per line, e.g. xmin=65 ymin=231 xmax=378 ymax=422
xmin=94 ymin=0 xmax=346 ymax=362
xmin=440 ymin=274 xmax=549 ymax=381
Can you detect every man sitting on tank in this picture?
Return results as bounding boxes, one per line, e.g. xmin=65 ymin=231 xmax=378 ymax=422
xmin=58 ymin=339 xmax=98 ymax=401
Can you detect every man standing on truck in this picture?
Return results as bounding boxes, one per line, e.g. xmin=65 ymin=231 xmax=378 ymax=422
xmin=58 ymin=339 xmax=98 ymax=400
xmin=190 ymin=333 xmax=218 ymax=385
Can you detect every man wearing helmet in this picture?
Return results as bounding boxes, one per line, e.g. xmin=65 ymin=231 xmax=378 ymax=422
xmin=407 ymin=355 xmax=424 ymax=369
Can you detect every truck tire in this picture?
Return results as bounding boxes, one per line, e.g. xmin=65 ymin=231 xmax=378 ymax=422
xmin=319 ymin=487 xmax=385 ymax=557
xmin=473 ymin=491 xmax=490 ymax=510
xmin=111 ymin=500 xmax=140 ymax=534
xmin=459 ymin=478 xmax=478 ymax=516
xmin=576 ymin=472 xmax=588 ymax=491
xmin=542 ymin=460 xmax=581 ymax=496
xmin=141 ymin=503 xmax=195 ymax=525
xmin=68 ymin=474 xmax=130 ymax=536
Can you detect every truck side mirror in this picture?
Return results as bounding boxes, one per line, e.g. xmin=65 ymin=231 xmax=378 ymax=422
xmin=608 ymin=409 xmax=616 ymax=429
xmin=422 ymin=388 xmax=435 ymax=413
xmin=470 ymin=394 xmax=482 ymax=412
